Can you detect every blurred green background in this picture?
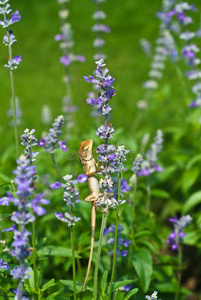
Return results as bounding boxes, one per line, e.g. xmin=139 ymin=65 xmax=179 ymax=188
xmin=0 ymin=0 xmax=201 ymax=173
xmin=0 ymin=0 xmax=200 ymax=152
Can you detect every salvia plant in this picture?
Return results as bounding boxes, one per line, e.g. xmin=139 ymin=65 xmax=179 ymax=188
xmin=55 ymin=0 xmax=85 ymax=135
xmin=0 ymin=0 xmax=201 ymax=299
xmin=0 ymin=0 xmax=21 ymax=158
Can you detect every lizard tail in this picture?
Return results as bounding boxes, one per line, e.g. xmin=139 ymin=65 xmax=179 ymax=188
xmin=81 ymin=201 xmax=96 ymax=292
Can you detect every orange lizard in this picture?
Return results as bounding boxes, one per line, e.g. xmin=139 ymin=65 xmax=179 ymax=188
xmin=78 ymin=139 xmax=100 ymax=291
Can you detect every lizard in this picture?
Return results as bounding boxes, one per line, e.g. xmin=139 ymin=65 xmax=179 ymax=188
xmin=78 ymin=139 xmax=100 ymax=291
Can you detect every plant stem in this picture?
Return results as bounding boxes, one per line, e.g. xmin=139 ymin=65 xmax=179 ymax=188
xmin=4 ymin=15 xmax=19 ymax=158
xmin=128 ymin=174 xmax=137 ymax=268
xmin=175 ymin=244 xmax=182 ymax=300
xmin=146 ymin=175 xmax=151 ymax=211
xmin=108 ymin=172 xmax=122 ymax=300
xmin=174 ymin=64 xmax=189 ymax=105
xmin=50 ymin=153 xmax=63 ymax=180
xmin=93 ymin=213 xmax=107 ymax=300
xmin=32 ymin=220 xmax=38 ymax=300
xmin=71 ymin=205 xmax=77 ymax=300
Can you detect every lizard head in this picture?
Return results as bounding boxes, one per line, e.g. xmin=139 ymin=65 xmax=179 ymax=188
xmin=78 ymin=139 xmax=93 ymax=162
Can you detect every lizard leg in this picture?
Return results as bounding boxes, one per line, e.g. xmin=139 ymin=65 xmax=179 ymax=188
xmin=85 ymin=193 xmax=99 ymax=202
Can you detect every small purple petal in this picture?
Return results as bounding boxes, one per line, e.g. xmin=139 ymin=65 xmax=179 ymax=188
xmin=50 ymin=182 xmax=62 ymax=190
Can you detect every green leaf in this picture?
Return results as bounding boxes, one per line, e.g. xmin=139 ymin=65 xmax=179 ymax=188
xmin=0 ymin=173 xmax=11 ymax=183
xmin=186 ymin=154 xmax=201 ymax=170
xmin=151 ymin=188 xmax=170 ymax=199
xmin=117 ymin=203 xmax=125 ymax=217
xmin=101 ymin=270 xmax=108 ymax=295
xmin=41 ymin=278 xmax=56 ymax=292
xmin=124 ymin=288 xmax=139 ymax=300
xmin=115 ymin=290 xmax=125 ymax=300
xmin=37 ymin=246 xmax=81 ymax=258
xmin=60 ymin=280 xmax=83 ymax=293
xmin=112 ymin=280 xmax=133 ymax=292
xmin=132 ymin=247 xmax=153 ymax=292
xmin=181 ymin=168 xmax=199 ymax=193
xmin=155 ymin=282 xmax=177 ymax=293
xmin=183 ymin=191 xmax=201 ymax=213
xmin=0 ymin=214 xmax=11 ymax=219
xmin=183 ymin=231 xmax=201 ymax=246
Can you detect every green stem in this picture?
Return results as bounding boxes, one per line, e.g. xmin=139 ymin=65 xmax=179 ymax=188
xmin=93 ymin=213 xmax=107 ymax=300
xmin=146 ymin=176 xmax=151 ymax=211
xmin=71 ymin=205 xmax=77 ymax=300
xmin=108 ymin=172 xmax=122 ymax=300
xmin=175 ymin=244 xmax=182 ymax=300
xmin=3 ymin=14 xmax=19 ymax=158
xmin=128 ymin=174 xmax=137 ymax=268
xmin=50 ymin=153 xmax=63 ymax=180
xmin=18 ymin=279 xmax=23 ymax=300
xmin=76 ymin=257 xmax=83 ymax=282
xmin=32 ymin=220 xmax=38 ymax=299
xmin=174 ymin=64 xmax=189 ymax=105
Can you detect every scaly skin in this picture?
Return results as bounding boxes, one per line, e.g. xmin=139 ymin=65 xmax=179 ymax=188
xmin=78 ymin=139 xmax=99 ymax=291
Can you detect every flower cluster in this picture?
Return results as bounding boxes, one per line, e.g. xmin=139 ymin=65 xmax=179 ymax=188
xmin=112 ymin=145 xmax=129 ymax=173
xmin=55 ymin=0 xmax=85 ymax=67
xmin=0 ymin=259 xmax=9 ymax=270
xmin=159 ymin=1 xmax=201 ymax=108
xmin=139 ymin=0 xmax=178 ymax=110
xmin=38 ymin=115 xmax=67 ymax=153
xmin=91 ymin=0 xmax=110 ymax=61
xmin=0 ymin=155 xmax=49 ymax=298
xmin=132 ymin=153 xmax=143 ymax=175
xmin=171 ymin=2 xmax=201 ymax=108
xmin=84 ymin=59 xmax=117 ymax=211
xmin=51 ymin=175 xmax=81 ymax=226
xmin=138 ymin=129 xmax=163 ymax=176
xmin=55 ymin=0 xmax=84 ymax=133
xmin=0 ymin=1 xmax=22 ymax=70
xmin=146 ymin=291 xmax=161 ymax=300
xmin=104 ymin=224 xmax=131 ymax=257
xmin=166 ymin=215 xmax=192 ymax=250
xmin=21 ymin=128 xmax=39 ymax=162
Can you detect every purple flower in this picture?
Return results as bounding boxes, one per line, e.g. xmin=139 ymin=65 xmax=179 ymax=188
xmin=0 ymin=196 xmax=10 ymax=206
xmin=38 ymin=115 xmax=65 ymax=153
xmin=32 ymin=194 xmax=49 ymax=216
xmin=104 ymin=224 xmax=130 ymax=257
xmin=55 ymin=212 xmax=81 ymax=226
xmin=138 ymin=130 xmax=163 ymax=177
xmin=121 ymin=250 xmax=128 ymax=257
xmin=123 ymin=284 xmax=132 ymax=292
xmin=166 ymin=215 xmax=192 ymax=250
xmin=0 ymin=153 xmax=49 ymax=298
xmin=76 ymin=55 xmax=85 ymax=62
xmin=11 ymin=10 xmax=21 ymax=24
xmin=54 ymin=175 xmax=80 ymax=226
xmin=38 ymin=138 xmax=46 ymax=147
xmin=121 ymin=179 xmax=131 ymax=193
xmin=59 ymin=140 xmax=68 ymax=152
xmin=11 ymin=266 xmax=30 ymax=280
xmin=60 ymin=55 xmax=71 ymax=66
xmin=96 ymin=125 xmax=115 ymax=140
xmin=50 ymin=181 xmax=62 ymax=190
xmin=0 ymin=259 xmax=9 ymax=270
xmin=76 ymin=174 xmax=88 ymax=183
xmin=54 ymin=33 xmax=64 ymax=41
xmin=146 ymin=291 xmax=161 ymax=300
